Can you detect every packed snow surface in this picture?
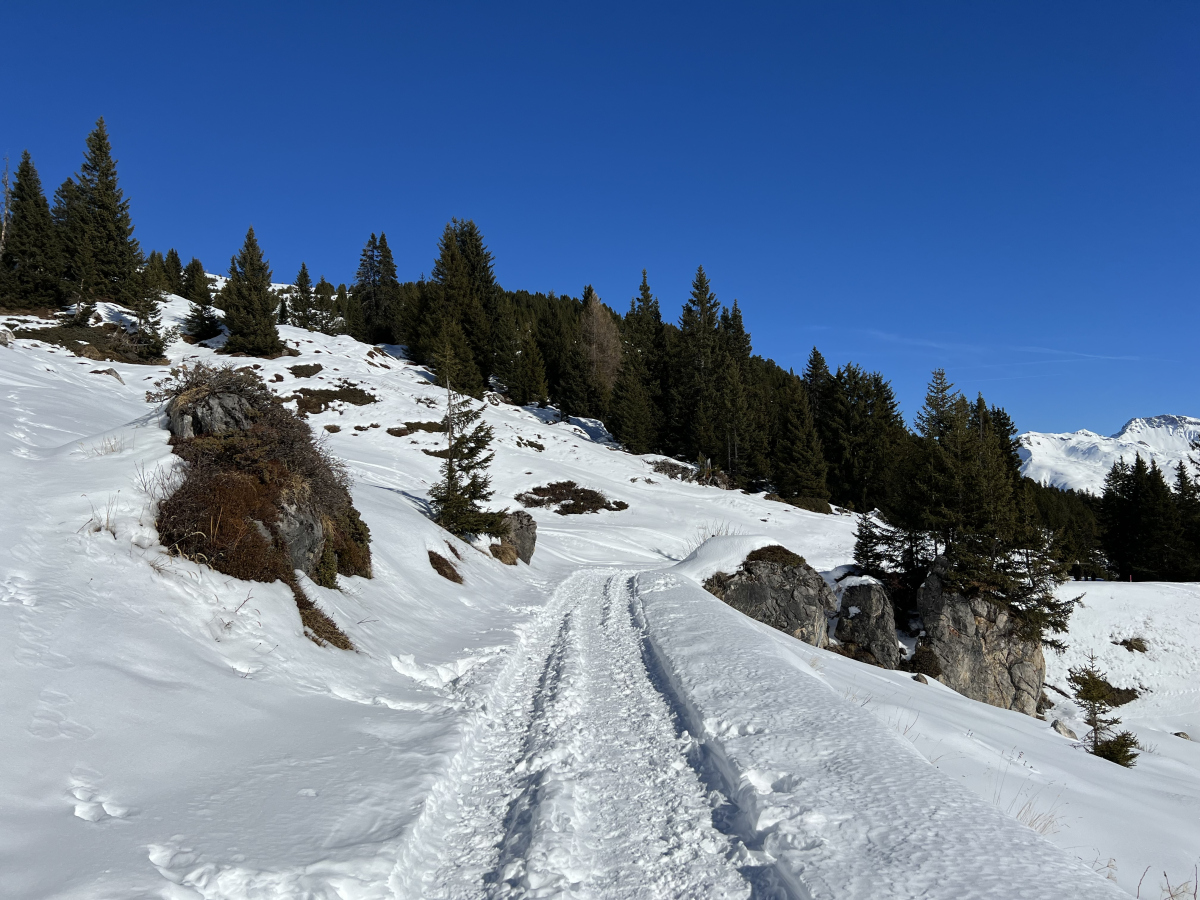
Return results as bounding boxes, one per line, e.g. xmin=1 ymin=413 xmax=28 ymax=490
xmin=1019 ymin=414 xmax=1200 ymax=494
xmin=0 ymin=297 xmax=1196 ymax=898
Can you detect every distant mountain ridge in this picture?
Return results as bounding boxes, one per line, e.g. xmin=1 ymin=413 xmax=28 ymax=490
xmin=1019 ymin=414 xmax=1200 ymax=494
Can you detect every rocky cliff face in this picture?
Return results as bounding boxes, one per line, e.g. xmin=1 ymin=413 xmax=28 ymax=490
xmin=833 ymin=577 xmax=900 ymax=669
xmin=915 ymin=557 xmax=1045 ymax=716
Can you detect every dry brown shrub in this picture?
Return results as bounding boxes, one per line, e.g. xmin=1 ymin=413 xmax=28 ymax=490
xmin=292 ymin=383 xmax=377 ymax=416
xmin=288 ymin=363 xmax=323 ymax=378
xmin=404 ymin=420 xmax=446 ymax=433
xmin=745 ymin=545 xmax=805 ymax=567
xmin=515 ymin=481 xmax=627 ymax=515
xmin=428 ymin=550 xmax=462 ymax=583
xmin=490 ymin=543 xmax=519 ymax=565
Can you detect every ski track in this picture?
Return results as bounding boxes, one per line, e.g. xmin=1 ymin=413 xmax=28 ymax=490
xmin=397 ymin=569 xmax=749 ymax=899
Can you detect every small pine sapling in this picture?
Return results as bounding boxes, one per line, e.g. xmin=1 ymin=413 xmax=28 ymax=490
xmin=1068 ymin=653 xmax=1140 ymax=767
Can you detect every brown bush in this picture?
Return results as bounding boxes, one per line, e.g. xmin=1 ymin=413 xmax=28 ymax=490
xmin=1116 ymin=637 xmax=1148 ymax=653
xmin=17 ymin=322 xmax=163 ymax=365
xmin=515 ymin=481 xmax=628 ymax=515
xmin=404 ymin=420 xmax=446 ymax=433
xmin=765 ymin=494 xmax=833 ymax=515
xmin=386 ymin=426 xmax=410 ymax=437
xmin=428 ymin=550 xmax=462 ymax=583
xmin=288 ymin=363 xmax=323 ymax=378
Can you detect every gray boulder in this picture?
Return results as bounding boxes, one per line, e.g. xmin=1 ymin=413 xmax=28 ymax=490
xmin=708 ymin=551 xmax=835 ymax=648
xmin=916 ymin=556 xmax=1045 ymax=716
xmin=0 ymin=327 xmax=14 ymax=347
xmin=1051 ymin=720 xmax=1078 ymax=740
xmin=275 ymin=499 xmax=326 ymax=575
xmin=502 ymin=510 xmax=537 ymax=564
xmin=166 ymin=391 xmax=257 ymax=439
xmin=834 ymin=578 xmax=900 ymax=669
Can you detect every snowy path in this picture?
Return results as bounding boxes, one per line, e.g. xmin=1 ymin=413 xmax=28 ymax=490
xmin=396 ymin=569 xmax=748 ymax=899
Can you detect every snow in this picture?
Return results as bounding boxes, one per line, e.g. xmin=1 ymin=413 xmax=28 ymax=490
xmin=1019 ymin=414 xmax=1200 ymax=494
xmin=0 ymin=294 xmax=1196 ymax=897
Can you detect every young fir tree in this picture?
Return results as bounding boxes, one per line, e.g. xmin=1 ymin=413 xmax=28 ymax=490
xmin=290 ymin=262 xmax=314 ymax=330
xmin=182 ymin=257 xmax=222 ymax=341
xmin=277 ymin=286 xmax=290 ymax=325
xmin=508 ymin=326 xmax=549 ymax=407
xmin=164 ymin=248 xmax=184 ymax=295
xmin=0 ymin=151 xmax=60 ymax=309
xmin=52 ymin=177 xmax=99 ymax=323
xmin=128 ymin=274 xmax=169 ymax=359
xmin=76 ymin=118 xmax=143 ymax=307
xmin=1068 ymin=654 xmax=1140 ymax=767
xmin=429 ymin=331 xmax=507 ymax=537
xmin=222 ymin=227 xmax=284 ymax=356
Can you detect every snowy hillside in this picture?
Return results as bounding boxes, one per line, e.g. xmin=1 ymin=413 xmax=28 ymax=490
xmin=1019 ymin=414 xmax=1200 ymax=494
xmin=0 ymin=297 xmax=1196 ymax=898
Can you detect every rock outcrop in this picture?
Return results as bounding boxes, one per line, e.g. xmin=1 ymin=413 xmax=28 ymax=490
xmin=915 ymin=556 xmax=1045 ymax=716
xmin=833 ymin=577 xmax=900 ymax=669
xmin=166 ymin=390 xmax=256 ymax=440
xmin=502 ymin=510 xmax=537 ymax=564
xmin=706 ymin=547 xmax=836 ymax=648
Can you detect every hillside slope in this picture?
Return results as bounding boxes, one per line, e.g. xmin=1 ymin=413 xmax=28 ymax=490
xmin=0 ymin=297 xmax=1195 ymax=898
xmin=1019 ymin=414 xmax=1200 ymax=494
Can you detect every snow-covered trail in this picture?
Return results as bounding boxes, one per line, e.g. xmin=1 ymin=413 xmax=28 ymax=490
xmin=396 ymin=569 xmax=748 ymax=899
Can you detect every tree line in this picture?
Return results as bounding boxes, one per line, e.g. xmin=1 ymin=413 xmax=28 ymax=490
xmin=3 ymin=121 xmax=1196 ymax=600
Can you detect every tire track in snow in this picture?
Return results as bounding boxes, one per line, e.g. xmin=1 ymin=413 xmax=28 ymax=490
xmin=395 ymin=569 xmax=748 ymax=899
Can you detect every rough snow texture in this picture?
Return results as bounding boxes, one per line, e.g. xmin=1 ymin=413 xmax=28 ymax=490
xmin=1019 ymin=413 xmax=1200 ymax=494
xmin=0 ymin=296 xmax=1195 ymax=898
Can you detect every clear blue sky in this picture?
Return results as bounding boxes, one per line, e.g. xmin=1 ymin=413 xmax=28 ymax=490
xmin=5 ymin=2 xmax=1196 ymax=435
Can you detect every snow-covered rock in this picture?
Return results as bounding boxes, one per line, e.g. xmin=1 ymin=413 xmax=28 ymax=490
xmin=1019 ymin=414 xmax=1200 ymax=494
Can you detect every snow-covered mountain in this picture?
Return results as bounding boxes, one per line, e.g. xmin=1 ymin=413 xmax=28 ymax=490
xmin=1019 ymin=414 xmax=1200 ymax=494
xmin=0 ymin=298 xmax=1196 ymax=898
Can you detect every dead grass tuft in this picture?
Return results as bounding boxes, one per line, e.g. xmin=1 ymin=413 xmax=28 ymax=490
xmin=428 ymin=550 xmax=462 ymax=583
xmin=288 ymin=363 xmax=323 ymax=378
xmin=490 ymin=543 xmax=519 ymax=565
xmin=745 ymin=544 xmax=805 ymax=567
xmin=404 ymin=420 xmax=446 ymax=433
xmin=292 ymin=382 xmax=377 ymax=416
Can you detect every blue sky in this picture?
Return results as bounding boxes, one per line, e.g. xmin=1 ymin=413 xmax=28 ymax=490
xmin=5 ymin=2 xmax=1196 ymax=434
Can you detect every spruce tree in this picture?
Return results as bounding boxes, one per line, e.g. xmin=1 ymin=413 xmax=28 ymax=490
xmin=374 ymin=233 xmax=401 ymax=343
xmin=222 ymin=227 xmax=284 ymax=356
xmin=0 ymin=151 xmax=60 ymax=309
xmin=453 ymin=219 xmax=498 ymax=378
xmin=291 ymin=262 xmax=314 ymax=330
xmin=339 ymin=281 xmax=365 ymax=340
xmin=182 ymin=257 xmax=222 ymax=341
xmin=429 ymin=330 xmax=506 ymax=537
xmin=144 ymin=250 xmax=169 ymax=292
xmin=76 ymin=118 xmax=142 ymax=307
xmin=773 ymin=379 xmax=829 ymax=499
xmin=674 ymin=265 xmax=721 ymax=460
xmin=350 ymin=233 xmax=379 ymax=341
xmin=608 ymin=360 xmax=656 ymax=453
xmin=164 ymin=248 xmax=184 ymax=295
xmin=433 ymin=318 xmax=484 ymax=398
xmin=52 ymin=178 xmax=99 ymax=323
xmin=128 ymin=276 xmax=169 ymax=359
xmin=312 ymin=276 xmax=337 ymax=334
xmin=508 ymin=327 xmax=549 ymax=407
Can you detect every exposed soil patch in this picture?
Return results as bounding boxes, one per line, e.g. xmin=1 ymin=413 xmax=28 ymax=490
xmin=515 ymin=481 xmax=628 ymax=515
xmin=292 ymin=382 xmax=378 ymax=416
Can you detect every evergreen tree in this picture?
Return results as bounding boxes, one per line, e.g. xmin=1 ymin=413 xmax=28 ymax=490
xmin=1100 ymin=455 xmax=1182 ymax=580
xmin=52 ymin=177 xmax=99 ymax=323
xmin=277 ymin=286 xmax=290 ymax=325
xmin=0 ymin=151 xmax=60 ymax=309
xmin=290 ymin=262 xmax=314 ymax=330
xmin=374 ymin=232 xmax=401 ymax=342
xmin=182 ymin=257 xmax=222 ymax=341
xmin=508 ymin=326 xmax=549 ymax=407
xmin=434 ymin=318 xmax=484 ymax=398
xmin=608 ymin=360 xmax=656 ymax=453
xmin=454 ymin=218 xmax=499 ymax=378
xmin=339 ymin=281 xmax=364 ymax=340
xmin=164 ymin=248 xmax=184 ymax=295
xmin=350 ymin=233 xmax=379 ymax=341
xmin=1069 ymin=654 xmax=1140 ymax=767
xmin=674 ymin=265 xmax=721 ymax=460
xmin=802 ymin=347 xmax=833 ymax=423
xmin=312 ymin=276 xmax=337 ymax=334
xmin=429 ymin=331 xmax=506 ymax=537
xmin=1175 ymin=462 xmax=1200 ymax=580
xmin=773 ymin=378 xmax=829 ymax=499
xmin=76 ymin=118 xmax=143 ymax=306
xmin=222 ymin=227 xmax=284 ymax=356
xmin=128 ymin=276 xmax=169 ymax=359
xmin=579 ymin=285 xmax=621 ymax=420
xmin=144 ymin=250 xmax=169 ymax=292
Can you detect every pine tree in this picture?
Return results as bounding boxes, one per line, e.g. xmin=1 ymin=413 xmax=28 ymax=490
xmin=277 ymin=286 xmax=290 ymax=325
xmin=222 ymin=227 xmax=284 ymax=356
xmin=182 ymin=257 xmax=222 ymax=341
xmin=622 ymin=270 xmax=669 ymax=451
xmin=489 ymin=294 xmax=521 ymax=390
xmin=434 ymin=318 xmax=484 ymax=398
xmin=0 ymin=151 xmax=60 ymax=309
xmin=1069 ymin=654 xmax=1140 ymax=767
xmin=76 ymin=118 xmax=142 ymax=307
xmin=374 ymin=232 xmax=401 ymax=343
xmin=128 ymin=276 xmax=169 ymax=359
xmin=339 ymin=281 xmax=364 ymax=340
xmin=164 ymin=248 xmax=184 ymax=295
xmin=454 ymin=219 xmax=499 ymax=378
xmin=508 ymin=326 xmax=549 ymax=407
xmin=290 ymin=262 xmax=314 ymax=330
xmin=429 ymin=330 xmax=507 ymax=537
xmin=350 ymin=233 xmax=379 ymax=340
xmin=674 ymin=265 xmax=721 ymax=459
xmin=608 ymin=361 xmax=655 ymax=453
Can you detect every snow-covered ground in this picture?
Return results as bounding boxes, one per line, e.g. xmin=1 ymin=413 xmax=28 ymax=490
xmin=0 ymin=296 xmax=1196 ymax=898
xmin=1019 ymin=414 xmax=1200 ymax=494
